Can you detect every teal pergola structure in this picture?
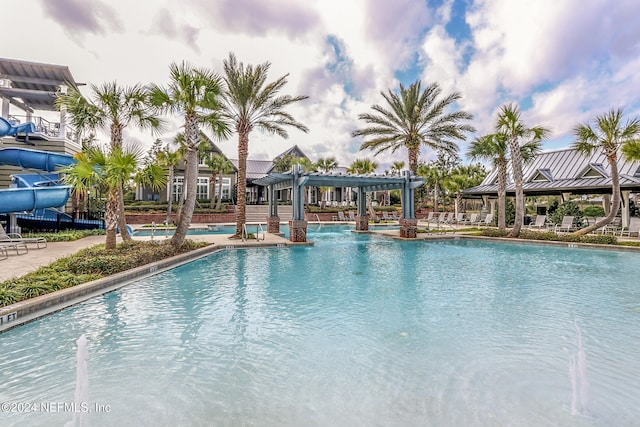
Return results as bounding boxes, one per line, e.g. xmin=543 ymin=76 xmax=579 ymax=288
xmin=254 ymin=164 xmax=425 ymax=241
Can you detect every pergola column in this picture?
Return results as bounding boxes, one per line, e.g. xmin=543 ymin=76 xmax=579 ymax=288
xmin=400 ymin=171 xmax=418 ymax=238
xmin=621 ymin=190 xmax=631 ymax=227
xmin=355 ymin=187 xmax=368 ymax=231
xmin=267 ymin=184 xmax=280 ymax=233
xmin=289 ymin=164 xmax=307 ymax=242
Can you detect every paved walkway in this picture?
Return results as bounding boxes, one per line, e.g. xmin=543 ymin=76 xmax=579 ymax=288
xmin=0 ymin=226 xmax=294 ymax=283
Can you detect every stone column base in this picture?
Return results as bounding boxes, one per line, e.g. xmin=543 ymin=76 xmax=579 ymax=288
xmin=400 ymin=218 xmax=418 ymax=238
xmin=289 ymin=220 xmax=308 ymax=242
xmin=355 ymin=215 xmax=369 ymax=231
xmin=267 ymin=216 xmax=280 ymax=234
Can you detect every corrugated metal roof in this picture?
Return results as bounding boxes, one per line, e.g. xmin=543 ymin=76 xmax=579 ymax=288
xmin=465 ymin=147 xmax=640 ymax=197
xmin=230 ymin=159 xmax=273 ymax=180
xmin=0 ymin=58 xmax=80 ymax=111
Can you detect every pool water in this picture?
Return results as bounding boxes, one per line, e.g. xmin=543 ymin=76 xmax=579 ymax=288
xmin=1 ymin=227 xmax=639 ymax=426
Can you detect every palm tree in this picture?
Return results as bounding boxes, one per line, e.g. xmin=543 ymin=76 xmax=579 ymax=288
xmin=64 ymin=145 xmax=152 ymax=249
xmin=496 ymin=104 xmax=550 ymax=237
xmin=390 ymin=161 xmax=405 ymax=176
xmin=148 ymin=61 xmax=229 ymax=247
xmin=156 ymin=145 xmax=183 ymax=225
xmin=445 ymin=164 xmax=487 ymax=217
xmin=352 ymin=80 xmax=475 ymax=174
xmin=222 ymin=52 xmax=309 ymax=237
xmin=205 ymin=154 xmax=234 ymax=210
xmin=56 ymin=83 xmax=163 ymax=241
xmin=417 ymin=163 xmax=446 ymax=212
xmin=347 ymin=158 xmax=377 ymax=174
xmin=468 ymin=134 xmax=508 ymax=228
xmin=572 ymin=109 xmax=640 ymax=236
xmin=315 ymin=156 xmax=338 ymax=207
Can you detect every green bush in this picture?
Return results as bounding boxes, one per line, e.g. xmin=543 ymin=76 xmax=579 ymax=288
xmin=583 ymin=205 xmax=605 ymax=217
xmin=0 ymin=240 xmax=209 ymax=307
xmin=481 ymin=229 xmax=618 ymax=245
xmin=549 ymin=201 xmax=584 ymax=227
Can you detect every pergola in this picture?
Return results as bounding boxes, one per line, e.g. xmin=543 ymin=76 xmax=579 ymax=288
xmin=253 ymin=164 xmax=424 ymax=241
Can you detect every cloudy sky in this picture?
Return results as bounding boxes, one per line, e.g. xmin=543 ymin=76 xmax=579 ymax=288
xmin=4 ymin=0 xmax=640 ymax=171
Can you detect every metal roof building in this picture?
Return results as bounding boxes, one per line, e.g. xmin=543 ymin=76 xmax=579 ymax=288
xmin=463 ymin=147 xmax=640 ymax=227
xmin=464 ymin=147 xmax=640 ymax=197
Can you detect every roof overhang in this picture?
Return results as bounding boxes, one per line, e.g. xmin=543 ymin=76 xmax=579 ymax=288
xmin=254 ymin=172 xmax=424 ymax=192
xmin=0 ymin=57 xmax=81 ymax=112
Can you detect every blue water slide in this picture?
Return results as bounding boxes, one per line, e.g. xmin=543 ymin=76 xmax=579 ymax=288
xmin=0 ymin=147 xmax=74 ymax=214
xmin=0 ymin=186 xmax=71 ymax=214
xmin=0 ymin=117 xmax=36 ymax=137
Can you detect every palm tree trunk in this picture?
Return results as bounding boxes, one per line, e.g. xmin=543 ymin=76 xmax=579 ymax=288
xmin=235 ymin=131 xmax=249 ymax=236
xmin=104 ymin=187 xmax=119 ymax=250
xmin=433 ymin=183 xmax=439 ymax=212
xmin=497 ymin=159 xmax=507 ymax=230
xmin=171 ymin=115 xmax=199 ymax=247
xmin=166 ymin=166 xmax=174 ymax=225
xmin=408 ymin=147 xmax=419 ymax=174
xmin=175 ymin=158 xmax=188 ymax=226
xmin=573 ymin=155 xmax=621 ymax=235
xmin=216 ymin=170 xmax=223 ymax=211
xmin=116 ymin=187 xmax=132 ymax=241
xmin=508 ymin=138 xmax=525 ymax=237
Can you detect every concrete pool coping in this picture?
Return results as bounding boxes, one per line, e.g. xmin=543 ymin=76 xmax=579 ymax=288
xmin=1 ymin=225 xmax=639 ymax=332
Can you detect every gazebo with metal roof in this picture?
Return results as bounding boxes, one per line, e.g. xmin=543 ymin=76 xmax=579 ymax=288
xmin=463 ymin=147 xmax=640 ymax=227
xmin=253 ymin=164 xmax=424 ymax=242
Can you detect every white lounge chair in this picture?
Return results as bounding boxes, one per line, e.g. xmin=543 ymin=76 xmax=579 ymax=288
xmin=337 ymin=211 xmax=347 ymax=221
xmin=0 ymin=224 xmax=46 ymax=249
xmin=478 ymin=213 xmax=494 ymax=226
xmin=528 ymin=215 xmax=547 ymax=230
xmin=0 ymin=241 xmax=28 ymax=255
xmin=618 ymin=220 xmax=640 ymax=238
xmin=554 ymin=216 xmax=575 ymax=233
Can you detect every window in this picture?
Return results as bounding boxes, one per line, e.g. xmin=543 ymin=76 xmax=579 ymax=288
xmin=197 ymin=177 xmax=209 ymax=200
xmin=173 ymin=176 xmax=184 ymax=202
xmin=198 ymin=154 xmax=209 ymax=167
xmin=213 ymin=177 xmax=232 ymax=199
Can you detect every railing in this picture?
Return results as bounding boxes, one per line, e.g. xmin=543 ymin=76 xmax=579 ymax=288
xmin=8 ymin=114 xmax=78 ymax=142
xmin=241 ymin=223 xmax=249 ymax=242
xmin=256 ymin=223 xmax=265 ymax=241
xmin=150 ymin=221 xmax=156 ymax=240
xmin=314 ymin=213 xmax=321 ymax=230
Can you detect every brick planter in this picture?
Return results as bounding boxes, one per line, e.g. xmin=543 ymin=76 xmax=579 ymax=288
xmin=289 ymin=220 xmax=308 ymax=242
xmin=268 ymin=216 xmax=280 ymax=233
xmin=400 ymin=218 xmax=418 ymax=238
xmin=355 ymin=215 xmax=369 ymax=231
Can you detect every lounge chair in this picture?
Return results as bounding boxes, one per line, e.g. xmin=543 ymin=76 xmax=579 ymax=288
xmin=528 ymin=215 xmax=547 ymax=230
xmin=391 ymin=211 xmax=399 ymax=221
xmin=0 ymin=245 xmax=7 ymax=260
xmin=554 ymin=216 xmax=575 ymax=233
xmin=337 ymin=211 xmax=347 ymax=221
xmin=382 ymin=211 xmax=391 ymax=221
xmin=618 ymin=220 xmax=640 ymax=238
xmin=0 ymin=225 xmax=47 ymax=249
xmin=453 ymin=213 xmax=465 ymax=224
xmin=0 ymin=241 xmax=28 ymax=255
xmin=348 ymin=211 xmax=356 ymax=221
xmin=466 ymin=213 xmax=479 ymax=226
xmin=478 ymin=213 xmax=494 ymax=226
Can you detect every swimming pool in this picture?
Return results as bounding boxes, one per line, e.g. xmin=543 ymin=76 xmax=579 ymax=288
xmin=1 ymin=227 xmax=639 ymax=425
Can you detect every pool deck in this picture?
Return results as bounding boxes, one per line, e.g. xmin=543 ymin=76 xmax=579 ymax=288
xmin=0 ymin=224 xmax=297 ymax=283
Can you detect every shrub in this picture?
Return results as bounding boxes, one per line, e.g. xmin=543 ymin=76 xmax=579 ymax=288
xmin=0 ymin=240 xmax=209 ymax=307
xmin=583 ymin=205 xmax=605 ymax=217
xmin=482 ymin=229 xmax=618 ymax=245
xmin=549 ymin=201 xmax=584 ymax=227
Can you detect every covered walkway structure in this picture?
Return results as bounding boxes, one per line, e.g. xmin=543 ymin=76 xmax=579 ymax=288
xmin=254 ymin=165 xmax=424 ymax=242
